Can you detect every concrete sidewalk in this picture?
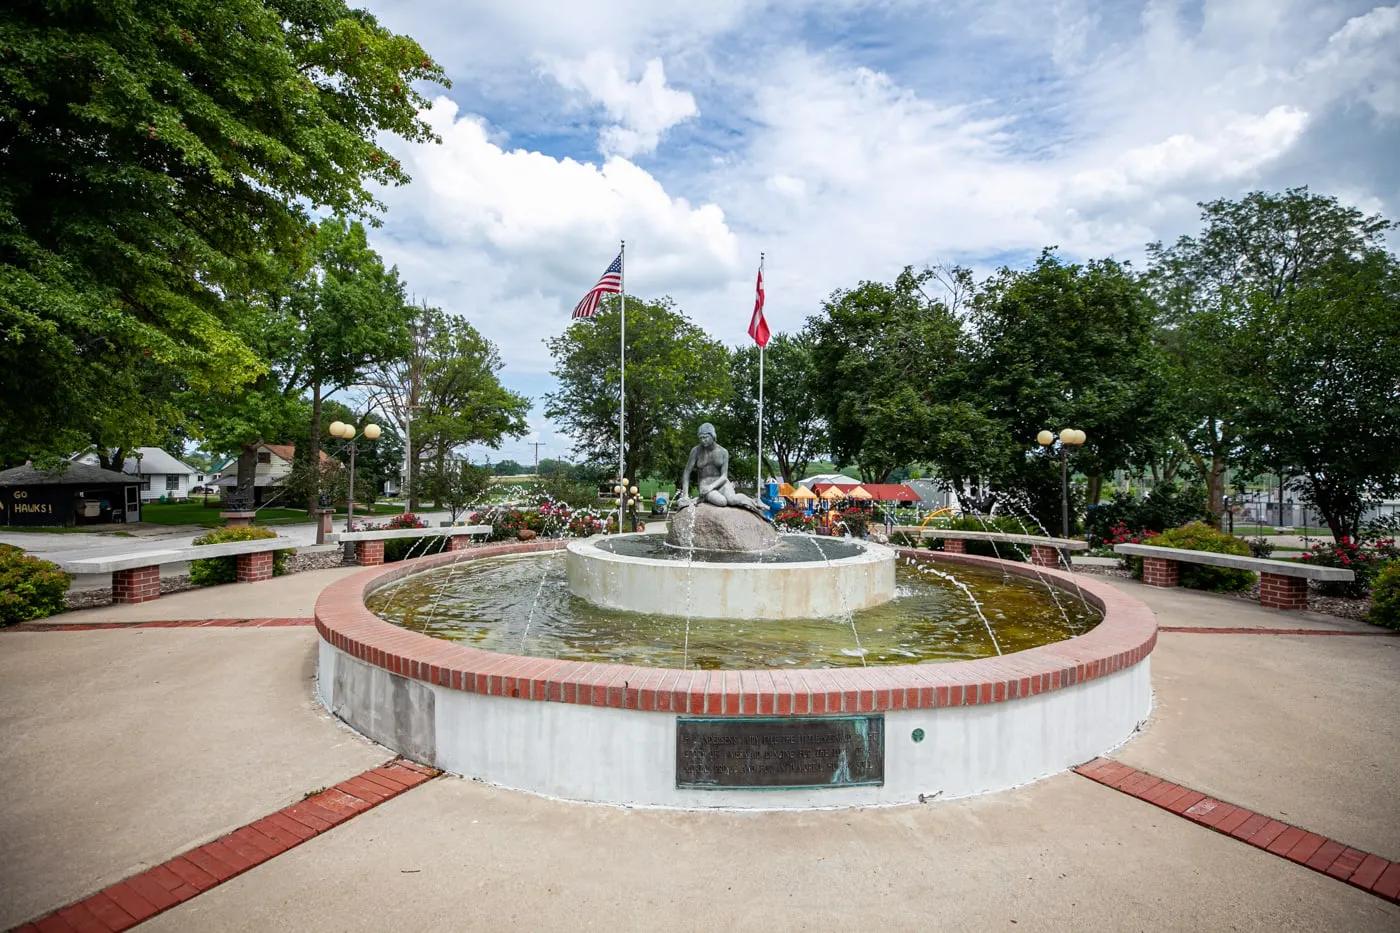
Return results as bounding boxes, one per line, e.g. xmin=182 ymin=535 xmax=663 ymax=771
xmin=2 ymin=563 xmax=1398 ymax=930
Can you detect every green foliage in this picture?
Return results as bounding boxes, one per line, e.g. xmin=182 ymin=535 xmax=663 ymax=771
xmin=1086 ymin=486 xmax=1211 ymax=547
xmin=1299 ymin=538 xmax=1390 ymax=598
xmin=926 ymin=516 xmax=1030 ymax=561
xmin=189 ymin=525 xmax=289 ymax=586
xmin=774 ymin=507 xmax=816 ymax=532
xmin=0 ymin=0 xmax=447 ymax=466
xmin=415 ymin=461 xmax=490 ymax=522
xmin=1147 ymin=188 xmax=1398 ymax=534
xmin=545 ymin=296 xmax=730 ymax=484
xmin=837 ymin=508 xmax=869 ymax=539
xmin=1368 ymin=562 xmax=1400 ymax=630
xmin=1130 ymin=522 xmax=1255 ymax=592
xmin=728 ymin=333 xmax=825 ymax=483
xmin=0 ymin=544 xmax=70 ymax=625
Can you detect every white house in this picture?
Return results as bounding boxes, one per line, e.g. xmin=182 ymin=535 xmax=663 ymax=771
xmin=213 ymin=443 xmax=335 ymax=506
xmin=75 ymin=447 xmax=202 ymax=502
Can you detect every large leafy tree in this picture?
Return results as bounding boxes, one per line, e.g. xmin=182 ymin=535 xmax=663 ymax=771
xmin=0 ymin=0 xmax=447 ymax=466
xmin=807 ymin=267 xmax=965 ymax=482
xmin=366 ymin=304 xmax=529 ymax=509
xmin=727 ymin=332 xmax=825 ymax=484
xmin=1147 ymin=188 xmax=1395 ymax=527
xmin=545 ymin=296 xmax=730 ymax=484
xmin=964 ymin=250 xmax=1168 ymax=509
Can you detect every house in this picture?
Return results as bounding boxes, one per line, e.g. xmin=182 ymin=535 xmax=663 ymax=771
xmin=74 ymin=447 xmax=202 ymax=503
xmin=0 ymin=462 xmax=143 ymax=526
xmin=212 ymin=443 xmax=335 ymax=506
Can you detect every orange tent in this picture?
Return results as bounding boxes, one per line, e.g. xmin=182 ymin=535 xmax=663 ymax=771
xmin=847 ymin=486 xmax=874 ymax=500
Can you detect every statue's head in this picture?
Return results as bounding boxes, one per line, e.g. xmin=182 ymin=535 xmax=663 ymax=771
xmin=698 ymin=423 xmax=716 ymax=448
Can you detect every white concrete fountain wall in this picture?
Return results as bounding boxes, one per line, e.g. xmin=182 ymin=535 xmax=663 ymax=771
xmin=565 ymin=533 xmax=897 ymax=620
xmin=314 ymin=543 xmax=1159 ymax=810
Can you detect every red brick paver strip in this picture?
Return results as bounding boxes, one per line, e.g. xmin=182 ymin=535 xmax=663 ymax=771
xmin=1076 ymin=757 xmax=1400 ymax=904
xmin=6 ymin=617 xmax=314 ymax=632
xmin=4 ymin=758 xmax=437 ymax=933
xmin=1157 ymin=626 xmax=1397 ymax=636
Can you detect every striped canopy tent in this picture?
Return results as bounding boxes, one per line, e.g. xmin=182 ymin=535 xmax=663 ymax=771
xmin=847 ymin=486 xmax=874 ymax=500
xmin=819 ymin=485 xmax=845 ymax=501
xmin=789 ymin=485 xmax=819 ymax=501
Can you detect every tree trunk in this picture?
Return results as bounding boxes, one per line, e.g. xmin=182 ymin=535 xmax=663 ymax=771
xmin=408 ymin=439 xmax=421 ymax=511
xmin=236 ymin=442 xmax=259 ymax=511
xmin=433 ymin=449 xmax=445 ymax=508
xmin=1087 ymin=473 xmax=1103 ymax=505
xmin=1205 ymin=456 xmax=1227 ymax=529
xmin=307 ymin=384 xmax=323 ymax=512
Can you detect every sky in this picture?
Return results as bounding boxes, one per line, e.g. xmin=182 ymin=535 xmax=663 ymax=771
xmin=353 ymin=0 xmax=1400 ymax=470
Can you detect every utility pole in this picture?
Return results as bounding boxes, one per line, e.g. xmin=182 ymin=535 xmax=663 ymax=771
xmin=528 ymin=441 xmax=545 ymax=475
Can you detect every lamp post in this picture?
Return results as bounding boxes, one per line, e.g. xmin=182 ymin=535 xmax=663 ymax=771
xmin=329 ymin=420 xmax=381 ymax=532
xmin=612 ymin=478 xmax=639 ymax=533
xmin=1038 ymin=428 xmax=1086 ymax=538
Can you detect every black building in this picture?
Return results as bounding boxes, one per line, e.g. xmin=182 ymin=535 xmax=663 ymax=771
xmin=0 ymin=463 xmax=143 ymax=527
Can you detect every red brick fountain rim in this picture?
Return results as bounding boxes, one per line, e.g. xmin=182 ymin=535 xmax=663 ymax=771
xmin=314 ymin=540 xmax=1157 ymax=715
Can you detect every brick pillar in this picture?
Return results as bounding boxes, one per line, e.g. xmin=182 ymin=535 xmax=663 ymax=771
xmin=448 ymin=535 xmax=473 ymax=552
xmin=355 ymin=540 xmax=385 ymax=566
xmin=112 ymin=565 xmax=161 ymax=604
xmin=1030 ymin=544 xmax=1061 ymax=568
xmin=1142 ymin=556 xmax=1180 ymax=588
xmin=220 ymin=511 xmax=255 ymax=528
xmin=1259 ymin=572 xmax=1308 ymax=610
xmin=942 ymin=538 xmax=967 ymax=554
xmin=236 ymin=551 xmax=274 ymax=583
xmin=313 ymin=509 xmax=334 ymax=545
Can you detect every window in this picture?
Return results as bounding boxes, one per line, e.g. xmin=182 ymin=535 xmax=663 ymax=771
xmin=257 ymin=451 xmax=271 ymax=464
xmin=140 ymin=481 xmax=151 ymax=491
xmin=165 ymin=475 xmax=180 ymax=491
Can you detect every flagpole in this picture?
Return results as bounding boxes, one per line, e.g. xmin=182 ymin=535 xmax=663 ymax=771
xmin=618 ymin=239 xmax=626 ymax=533
xmin=756 ymin=252 xmax=765 ymax=498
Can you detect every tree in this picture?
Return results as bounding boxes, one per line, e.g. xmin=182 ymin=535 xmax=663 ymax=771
xmin=293 ymin=217 xmax=413 ymax=509
xmin=416 ymin=460 xmax=489 ymax=522
xmin=545 ymin=296 xmax=730 ymax=485
xmin=366 ymin=304 xmax=529 ymax=509
xmin=964 ymin=250 xmax=1169 ymax=510
xmin=807 ymin=267 xmax=965 ymax=482
xmin=728 ymin=333 xmax=825 ymax=484
xmin=493 ymin=459 xmax=526 ymax=475
xmin=1237 ymin=250 xmax=1400 ymax=540
xmin=0 ymin=0 xmax=447 ymax=466
xmin=1147 ymin=188 xmax=1396 ymax=526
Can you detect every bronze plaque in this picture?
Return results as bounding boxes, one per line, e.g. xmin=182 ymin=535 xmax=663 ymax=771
xmin=676 ymin=716 xmax=884 ymax=789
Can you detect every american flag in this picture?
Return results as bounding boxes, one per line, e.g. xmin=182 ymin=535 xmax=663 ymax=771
xmin=571 ymin=253 xmax=623 ymax=321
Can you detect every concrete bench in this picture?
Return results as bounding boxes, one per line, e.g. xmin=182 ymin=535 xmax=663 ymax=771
xmin=1113 ymin=543 xmax=1354 ymax=610
xmin=56 ymin=537 xmax=299 ymax=604
xmin=325 ymin=525 xmax=492 ymax=566
xmin=890 ymin=526 xmax=1086 ymax=567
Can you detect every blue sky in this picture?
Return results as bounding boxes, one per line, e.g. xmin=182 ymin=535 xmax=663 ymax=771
xmin=351 ymin=0 xmax=1400 ymax=470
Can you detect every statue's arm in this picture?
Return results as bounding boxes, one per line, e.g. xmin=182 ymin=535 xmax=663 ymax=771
xmin=679 ymin=448 xmax=697 ymax=499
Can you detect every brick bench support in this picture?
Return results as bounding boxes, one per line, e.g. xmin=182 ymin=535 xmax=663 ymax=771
xmin=1259 ymin=572 xmax=1308 ymax=610
xmin=1030 ymin=544 xmax=1060 ymax=568
xmin=448 ymin=535 xmax=474 ymax=552
xmin=1142 ymin=556 xmax=1180 ymax=588
xmin=355 ymin=540 xmax=385 ymax=566
xmin=943 ymin=538 xmax=967 ymax=554
xmin=236 ymin=551 xmax=275 ymax=583
xmin=112 ymin=565 xmax=161 ymax=604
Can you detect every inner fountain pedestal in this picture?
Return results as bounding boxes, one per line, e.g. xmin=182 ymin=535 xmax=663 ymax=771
xmin=565 ymin=532 xmax=897 ymax=620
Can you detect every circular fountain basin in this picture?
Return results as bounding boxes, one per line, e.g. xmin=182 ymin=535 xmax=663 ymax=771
xmin=567 ymin=532 xmax=896 ymax=620
xmin=315 ymin=540 xmax=1157 ymax=809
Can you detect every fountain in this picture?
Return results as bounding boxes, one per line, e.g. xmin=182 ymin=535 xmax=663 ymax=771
xmin=314 ymin=423 xmax=1156 ymax=809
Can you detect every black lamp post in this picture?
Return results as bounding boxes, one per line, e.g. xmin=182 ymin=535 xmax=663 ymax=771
xmin=329 ymin=420 xmax=381 ymax=532
xmin=1037 ymin=428 xmax=1086 ymax=538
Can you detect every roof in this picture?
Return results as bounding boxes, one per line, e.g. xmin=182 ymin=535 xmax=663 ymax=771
xmin=0 ymin=462 xmax=140 ymax=487
xmin=122 ymin=447 xmax=199 ymax=476
xmin=811 ymin=481 xmax=920 ymax=501
xmin=264 ymin=444 xmax=334 ymax=465
xmin=798 ymin=473 xmax=862 ymax=487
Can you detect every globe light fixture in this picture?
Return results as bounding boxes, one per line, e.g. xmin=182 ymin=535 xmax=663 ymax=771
xmin=329 ymin=420 xmax=347 ymax=438
xmin=363 ymin=423 xmax=381 ymax=440
xmin=1038 ymin=428 xmax=1088 ymax=539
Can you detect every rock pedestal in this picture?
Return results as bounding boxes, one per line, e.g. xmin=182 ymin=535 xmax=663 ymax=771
xmin=666 ymin=503 xmax=778 ymax=552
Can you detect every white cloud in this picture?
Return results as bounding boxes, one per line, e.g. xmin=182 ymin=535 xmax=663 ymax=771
xmin=1306 ymin=4 xmax=1400 ymax=118
xmin=549 ymin=52 xmax=699 ymax=156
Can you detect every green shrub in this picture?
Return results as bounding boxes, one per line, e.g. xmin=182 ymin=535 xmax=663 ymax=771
xmin=189 ymin=526 xmax=291 ymax=586
xmin=926 ymin=515 xmax=1030 ymax=561
xmin=1300 ymin=537 xmax=1385 ymax=597
xmin=1127 ymin=521 xmax=1254 ymax=592
xmin=1368 ymin=562 xmax=1400 ymax=629
xmin=0 ymin=544 xmax=71 ymax=625
xmin=838 ymin=508 xmax=869 ymax=538
xmin=1086 ymin=486 xmax=1211 ymax=548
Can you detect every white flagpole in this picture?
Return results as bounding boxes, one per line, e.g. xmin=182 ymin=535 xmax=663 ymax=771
xmin=756 ymin=252 xmax=765 ymax=497
xmin=618 ymin=240 xmax=626 ymax=533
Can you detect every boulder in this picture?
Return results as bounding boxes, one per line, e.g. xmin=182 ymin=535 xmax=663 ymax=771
xmin=517 ymin=529 xmax=537 ymax=541
xmin=666 ymin=503 xmax=778 ymax=552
